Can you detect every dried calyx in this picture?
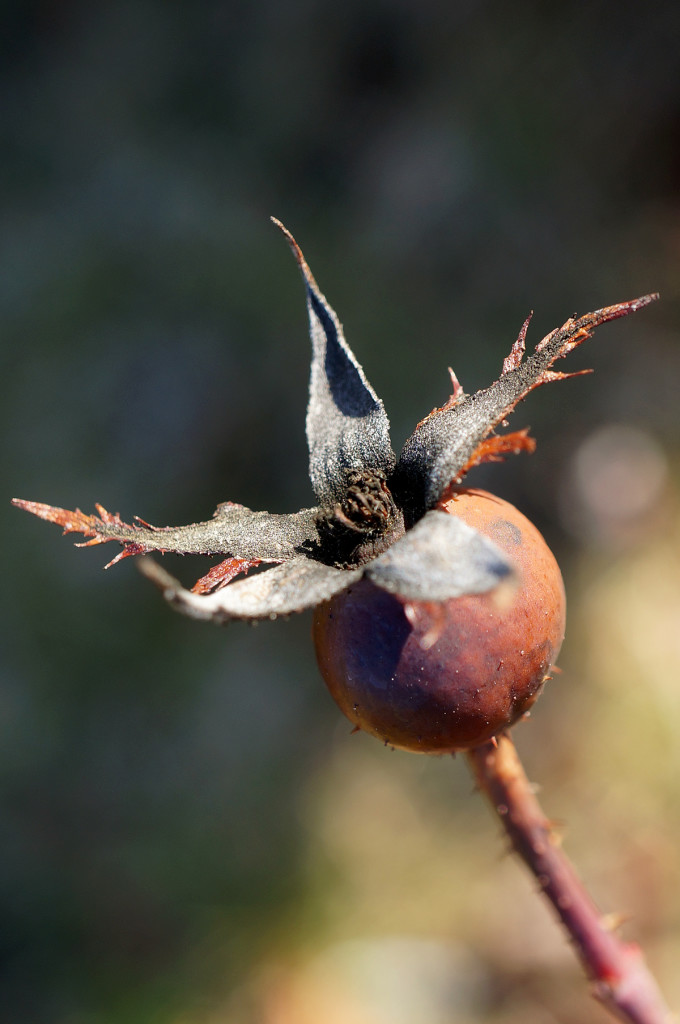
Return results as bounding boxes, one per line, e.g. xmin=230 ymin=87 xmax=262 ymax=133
xmin=13 ymin=220 xmax=657 ymax=623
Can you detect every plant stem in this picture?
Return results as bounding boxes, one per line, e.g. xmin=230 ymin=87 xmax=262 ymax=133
xmin=465 ymin=734 xmax=672 ymax=1024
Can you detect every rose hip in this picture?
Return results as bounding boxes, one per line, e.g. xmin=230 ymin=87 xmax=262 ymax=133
xmin=313 ymin=488 xmax=565 ymax=753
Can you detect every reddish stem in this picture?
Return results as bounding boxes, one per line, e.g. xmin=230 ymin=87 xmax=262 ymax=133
xmin=465 ymin=735 xmax=672 ymax=1024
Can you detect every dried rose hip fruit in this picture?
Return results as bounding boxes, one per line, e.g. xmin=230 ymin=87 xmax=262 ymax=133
xmin=12 ymin=222 xmax=665 ymax=1023
xmin=313 ymin=488 xmax=566 ymax=753
xmin=13 ymin=224 xmax=649 ymax=754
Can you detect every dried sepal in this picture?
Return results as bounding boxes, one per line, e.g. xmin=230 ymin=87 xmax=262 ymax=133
xmin=272 ymin=218 xmax=396 ymax=506
xmin=139 ymin=555 xmax=363 ymax=621
xmin=12 ymin=499 xmax=129 ymax=540
xmin=13 ymin=222 xmax=658 ymax=628
xmin=365 ymin=509 xmax=514 ymax=602
xmin=12 ymin=497 xmax=322 ymax=563
xmin=11 ymin=499 xmax=157 ymax=567
xmin=191 ymin=557 xmax=264 ymax=594
xmin=395 ymin=293 xmax=659 ymax=513
xmin=454 ymin=428 xmax=537 ymax=481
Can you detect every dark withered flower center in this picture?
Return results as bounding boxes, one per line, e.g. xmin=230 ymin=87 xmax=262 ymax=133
xmin=315 ymin=468 xmax=405 ymax=568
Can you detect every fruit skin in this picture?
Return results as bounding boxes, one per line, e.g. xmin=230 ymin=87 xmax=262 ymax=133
xmin=313 ymin=489 xmax=566 ymax=753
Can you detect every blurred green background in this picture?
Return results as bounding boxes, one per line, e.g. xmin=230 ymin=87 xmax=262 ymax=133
xmin=4 ymin=3 xmax=680 ymax=1022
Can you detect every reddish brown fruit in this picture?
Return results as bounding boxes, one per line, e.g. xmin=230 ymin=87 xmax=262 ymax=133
xmin=313 ymin=489 xmax=566 ymax=753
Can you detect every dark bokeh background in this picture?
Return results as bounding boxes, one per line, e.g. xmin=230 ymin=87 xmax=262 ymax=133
xmin=4 ymin=3 xmax=680 ymax=1022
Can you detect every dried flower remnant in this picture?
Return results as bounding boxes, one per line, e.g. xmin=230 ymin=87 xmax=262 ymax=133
xmin=13 ymin=221 xmax=656 ymax=622
xmin=12 ymin=230 xmax=657 ymax=752
xmin=11 ymin=228 xmax=657 ymax=757
xmin=13 ymin=223 xmax=668 ymax=1023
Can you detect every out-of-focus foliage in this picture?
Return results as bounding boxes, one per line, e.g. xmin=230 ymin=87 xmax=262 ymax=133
xmin=3 ymin=2 xmax=679 ymax=1022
